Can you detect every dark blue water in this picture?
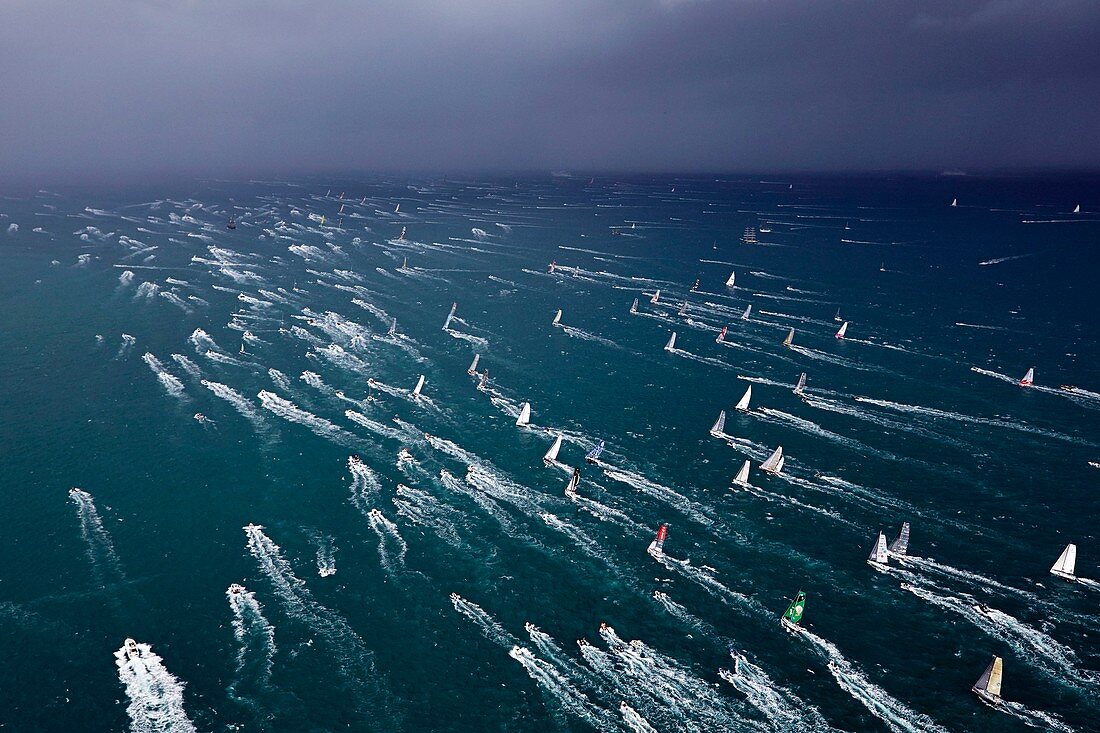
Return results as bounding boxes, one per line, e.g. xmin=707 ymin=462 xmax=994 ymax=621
xmin=1 ymin=174 xmax=1097 ymax=732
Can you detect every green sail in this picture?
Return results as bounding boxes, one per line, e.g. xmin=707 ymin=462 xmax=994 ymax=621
xmin=782 ymin=591 xmax=806 ymax=625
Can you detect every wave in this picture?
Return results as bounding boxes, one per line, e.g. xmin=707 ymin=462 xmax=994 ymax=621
xmin=170 ymin=354 xmax=202 ymax=380
xmin=115 ymin=334 xmax=137 ymax=360
xmin=114 ymin=640 xmax=198 ymax=733
xmin=347 ymin=458 xmax=382 ymax=515
xmin=226 ymin=585 xmax=277 ymax=709
xmin=602 ymin=466 xmax=714 ymax=527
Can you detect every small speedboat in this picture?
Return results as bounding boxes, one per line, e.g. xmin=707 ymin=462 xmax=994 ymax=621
xmin=228 ymin=584 xmax=245 ymax=596
xmin=226 ymin=217 xmax=236 ymax=230
xmin=397 ymin=448 xmax=414 ymax=465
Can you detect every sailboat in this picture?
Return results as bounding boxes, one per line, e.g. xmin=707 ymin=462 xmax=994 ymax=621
xmin=395 ymin=203 xmax=400 ymax=213
xmin=664 ymin=332 xmax=677 ymax=352
xmin=835 ymin=321 xmax=848 ymax=339
xmin=1019 ymin=367 xmax=1034 ymax=386
xmin=678 ymin=301 xmax=688 ymax=316
xmin=478 ymin=370 xmax=488 ymax=390
xmin=867 ymin=532 xmax=889 ymax=568
xmin=442 ymin=302 xmax=457 ymax=330
xmin=388 ymin=318 xmax=397 ymax=337
xmin=951 ymin=198 xmax=958 ymax=207
xmin=834 ymin=308 xmax=842 ymax=322
xmin=735 ymin=385 xmax=751 ymax=411
xmin=515 ymin=402 xmax=531 ymax=427
xmin=793 ymin=372 xmax=807 ymax=396
xmin=690 ymin=279 xmax=700 ymax=293
xmin=760 ymin=446 xmax=784 ymax=474
xmin=467 ymin=354 xmax=480 ymax=375
xmin=552 ymin=309 xmax=562 ymax=326
xmin=742 ymin=226 xmax=757 ymax=245
xmin=715 ymin=326 xmax=727 ymax=343
xmin=543 ymin=435 xmax=563 ymax=465
xmin=780 ymin=591 xmax=806 ymax=632
xmin=239 ymin=342 xmax=247 ymax=355
xmin=971 ymin=656 xmax=1004 ymax=707
xmin=565 ymin=468 xmax=580 ymax=499
xmin=725 ymin=271 xmax=736 ymax=287
xmin=1050 ymin=543 xmax=1077 ymax=581
xmin=630 ymin=298 xmax=639 ymax=314
xmin=411 ymin=375 xmax=425 ymax=398
xmin=650 ymin=289 xmax=661 ymax=304
xmin=741 ymin=304 xmax=751 ymax=321
xmin=397 ymin=226 xmax=406 ymax=241
xmin=783 ymin=329 xmax=794 ymax=347
xmin=888 ymin=522 xmax=910 ymax=557
xmin=731 ymin=460 xmax=751 ymax=488
xmin=1073 ymin=204 xmax=1081 ymax=214
xmin=710 ymin=411 xmax=726 ymax=437
xmin=584 ymin=440 xmax=605 ymax=465
xmin=647 ymin=523 xmax=668 ymax=557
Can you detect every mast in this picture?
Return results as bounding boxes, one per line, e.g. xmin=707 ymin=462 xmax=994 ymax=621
xmin=398 ymin=226 xmax=406 ymax=240
xmin=467 ymin=354 xmax=480 ymax=375
xmin=664 ymin=332 xmax=677 ymax=352
xmin=794 ymin=372 xmax=807 ymax=396
xmin=732 ymin=460 xmax=750 ymax=487
xmin=1074 ymin=204 xmax=1081 ymax=214
xmin=1050 ymin=543 xmax=1077 ymax=581
xmin=972 ymin=656 xmax=1003 ymax=704
xmin=516 ymin=402 xmax=532 ymax=427
xmin=710 ymin=410 xmax=726 ymax=437
xmin=647 ymin=523 xmax=668 ymax=557
xmin=442 ymin=302 xmax=457 ymax=330
xmin=552 ymin=309 xmax=562 ymax=326
xmin=716 ymin=326 xmax=727 ymax=343
xmin=1019 ymin=367 xmax=1034 ymax=386
xmin=888 ymin=522 xmax=910 ymax=557
xmin=783 ymin=328 xmax=794 ymax=347
xmin=735 ymin=385 xmax=751 ymax=411
xmin=835 ymin=321 xmax=848 ymax=339
xmin=411 ymin=375 xmax=425 ymax=397
xmin=867 ymin=532 xmax=889 ymax=566
xmin=834 ymin=307 xmax=841 ymax=322
xmin=543 ymin=435 xmax=563 ymax=465
xmin=760 ymin=446 xmax=784 ymax=474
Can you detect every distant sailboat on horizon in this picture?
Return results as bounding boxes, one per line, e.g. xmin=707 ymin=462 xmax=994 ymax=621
xmin=951 ymin=198 xmax=958 ymax=207
xmin=1073 ymin=204 xmax=1081 ymax=214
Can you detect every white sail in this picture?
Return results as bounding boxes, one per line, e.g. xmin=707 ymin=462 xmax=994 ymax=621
xmin=411 ymin=374 xmax=425 ymax=397
xmin=650 ymin=289 xmax=660 ymax=304
xmin=867 ymin=532 xmax=889 ymax=566
xmin=834 ymin=308 xmax=842 ymax=322
xmin=710 ymin=410 xmax=726 ymax=436
xmin=741 ymin=304 xmax=751 ymax=320
xmin=775 ymin=456 xmax=785 ymax=473
xmin=552 ymin=309 xmax=562 ymax=326
xmin=678 ymin=301 xmax=688 ymax=316
xmin=760 ymin=445 xmax=784 ymax=473
xmin=467 ymin=354 xmax=480 ymax=374
xmin=388 ymin=318 xmax=397 ymax=337
xmin=735 ymin=385 xmax=751 ymax=411
xmin=725 ymin=271 xmax=735 ymax=287
xmin=1073 ymin=204 xmax=1081 ymax=214
xmin=630 ymin=298 xmax=639 ymax=314
xmin=1020 ymin=367 xmax=1034 ymax=386
xmin=835 ymin=321 xmax=848 ymax=339
xmin=395 ymin=203 xmax=400 ymax=213
xmin=1050 ymin=543 xmax=1077 ymax=580
xmin=783 ymin=328 xmax=794 ymax=347
xmin=442 ymin=302 xmax=457 ymax=330
xmin=793 ymin=372 xmax=806 ymax=395
xmin=664 ymin=332 xmax=677 ymax=351
xmin=951 ymin=198 xmax=958 ymax=207
xmin=516 ymin=402 xmax=531 ymax=427
xmin=402 ymin=256 xmax=407 ymax=270
xmin=732 ymin=460 xmax=750 ymax=486
xmin=543 ymin=435 xmax=563 ymax=464
xmin=888 ymin=522 xmax=910 ymax=556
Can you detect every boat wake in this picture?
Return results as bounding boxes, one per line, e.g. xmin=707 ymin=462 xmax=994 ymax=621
xmin=142 ymin=353 xmax=186 ymax=398
xmin=70 ymin=488 xmax=126 ymax=590
xmin=368 ymin=509 xmax=409 ymax=575
xmin=226 ymin=585 xmax=277 ymax=709
xmin=115 ymin=640 xmax=198 ymax=733
xmin=258 ymin=390 xmax=358 ymax=448
xmin=393 ymin=484 xmax=465 ymax=548
xmin=603 ymin=466 xmax=714 ymax=526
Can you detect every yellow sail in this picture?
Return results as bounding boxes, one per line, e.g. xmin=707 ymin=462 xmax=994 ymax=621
xmin=783 ymin=328 xmax=794 ymax=347
xmin=986 ymin=656 xmax=1003 ymax=698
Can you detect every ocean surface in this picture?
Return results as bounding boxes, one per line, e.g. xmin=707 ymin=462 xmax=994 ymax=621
xmin=0 ymin=174 xmax=1097 ymax=733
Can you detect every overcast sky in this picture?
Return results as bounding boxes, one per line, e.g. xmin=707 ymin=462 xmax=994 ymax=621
xmin=2 ymin=1 xmax=1098 ymax=180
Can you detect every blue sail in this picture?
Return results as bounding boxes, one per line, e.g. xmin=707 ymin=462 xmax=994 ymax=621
xmin=584 ymin=440 xmax=605 ymax=463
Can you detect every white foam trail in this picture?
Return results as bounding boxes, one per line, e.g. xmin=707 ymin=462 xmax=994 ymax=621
xmin=116 ymin=333 xmax=137 ymax=360
xmin=757 ymin=407 xmax=894 ymax=459
xmin=189 ymin=328 xmax=222 ymax=354
xmin=652 ymin=552 xmax=759 ymax=612
xmin=115 ymin=640 xmax=198 ymax=733
xmin=904 ymin=556 xmax=1036 ymax=602
xmin=226 ymin=585 xmax=277 ymax=707
xmin=134 ymin=281 xmax=160 ymax=300
xmin=603 ymin=467 xmax=714 ymax=526
xmin=969 ymin=366 xmax=1018 ymax=385
xmin=308 ymin=531 xmax=337 ymax=577
xmin=789 ymin=344 xmax=883 ymax=372
xmin=368 ymin=510 xmax=408 ymax=575
xmin=574 ymin=496 xmax=650 ymax=538
xmin=561 ymin=325 xmax=621 ymax=349
xmin=620 ymin=703 xmax=658 ymax=733
xmin=118 ymin=270 xmax=135 ymax=287
xmin=200 ymin=380 xmax=269 ymax=434
xmin=393 ymin=484 xmax=464 ymax=548
xmin=142 ymin=354 xmax=186 ymax=398
xmin=444 ymin=328 xmax=489 ymax=347
xmin=538 ymin=513 xmax=624 ymax=579
xmin=347 ymin=458 xmax=382 ymax=515
xmin=508 ymin=646 xmax=619 ymax=732
xmin=69 ymin=488 xmax=126 ymax=588
xmin=799 ymin=628 xmax=948 ymax=733
xmin=170 ymin=354 xmax=202 ymax=380
xmin=449 ymin=593 xmax=518 ymax=647
xmin=258 ymin=390 xmax=358 ymax=448
xmin=159 ymin=291 xmax=192 ymax=313
xmin=999 ymin=701 xmax=1075 ymax=732
xmin=345 ymin=410 xmax=405 ymax=441
xmin=438 ymin=469 xmax=520 ymax=534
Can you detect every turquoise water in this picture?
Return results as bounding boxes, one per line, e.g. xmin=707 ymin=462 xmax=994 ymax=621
xmin=0 ymin=175 xmax=1097 ymax=732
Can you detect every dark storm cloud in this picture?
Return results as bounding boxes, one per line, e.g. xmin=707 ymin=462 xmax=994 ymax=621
xmin=1 ymin=0 xmax=1098 ymax=179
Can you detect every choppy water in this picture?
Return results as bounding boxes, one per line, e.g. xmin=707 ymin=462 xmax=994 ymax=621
xmin=1 ymin=175 xmax=1098 ymax=732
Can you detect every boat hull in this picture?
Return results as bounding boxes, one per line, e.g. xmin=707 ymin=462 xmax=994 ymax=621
xmin=780 ymin=618 xmax=801 ymax=634
xmin=972 ymin=689 xmax=1002 ymax=708
xmin=1050 ymin=570 xmax=1077 ymax=582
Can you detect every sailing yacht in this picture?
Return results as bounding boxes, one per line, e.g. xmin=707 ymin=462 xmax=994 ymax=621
xmin=834 ymin=308 xmax=842 ymax=322
xmin=793 ymin=372 xmax=807 ymax=396
xmin=951 ymin=198 xmax=958 ymax=207
xmin=1073 ymin=204 xmax=1081 ymax=214
xmin=1019 ymin=367 xmax=1034 ymax=386
xmin=397 ymin=226 xmax=406 ymax=241
xmin=835 ymin=321 xmax=848 ymax=339
xmin=742 ymin=226 xmax=757 ymax=245
xmin=584 ymin=440 xmax=605 ymax=464
xmin=783 ymin=328 xmax=794 ymax=347
xmin=664 ymin=332 xmax=677 ymax=352
xmin=715 ymin=326 xmax=727 ymax=343
xmin=709 ymin=411 xmax=726 ymax=437
xmin=971 ymin=656 xmax=1003 ymax=707
xmin=731 ymin=460 xmax=751 ymax=488
xmin=388 ymin=318 xmax=397 ymax=338
xmin=760 ymin=446 xmax=784 ymax=474
xmin=690 ymin=279 xmax=700 ymax=293
xmin=228 ymin=584 xmax=244 ymax=595
xmin=515 ymin=402 xmax=531 ymax=427
xmin=226 ymin=217 xmax=236 ymax=230
xmin=630 ymin=298 xmax=639 ymax=314
xmin=1050 ymin=543 xmax=1077 ymax=581
xmin=650 ymin=290 xmax=661 ymax=304
xmin=647 ymin=524 xmax=668 ymax=557
xmin=678 ymin=301 xmax=688 ymax=316
xmin=565 ymin=468 xmax=580 ymax=499
xmin=552 ymin=309 xmax=562 ymax=326
xmin=411 ymin=375 xmax=425 ymax=398
xmin=543 ymin=435 xmax=563 ymax=465
xmin=780 ymin=591 xmax=806 ymax=632
xmin=467 ymin=354 xmax=480 ymax=375
xmin=888 ymin=522 xmax=910 ymax=558
xmin=741 ymin=304 xmax=751 ymax=321
xmin=867 ymin=532 xmax=889 ymax=568
xmin=735 ymin=385 xmax=751 ymax=411
xmin=442 ymin=302 xmax=457 ymax=330
xmin=725 ymin=271 xmax=736 ymax=287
